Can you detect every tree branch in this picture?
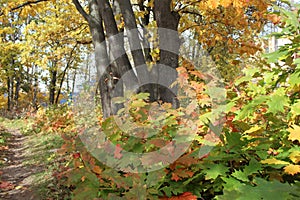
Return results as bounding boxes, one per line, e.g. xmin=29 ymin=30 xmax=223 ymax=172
xmin=0 ymin=0 xmax=49 ymax=16
xmin=72 ymin=0 xmax=90 ymax=22
xmin=11 ymin=0 xmax=49 ymax=11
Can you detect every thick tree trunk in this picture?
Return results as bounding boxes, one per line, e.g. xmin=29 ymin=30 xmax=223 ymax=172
xmin=73 ymin=0 xmax=181 ymax=117
xmin=97 ymin=0 xmax=138 ymax=97
xmin=154 ymin=0 xmax=180 ymax=107
xmin=116 ymin=0 xmax=145 ymax=68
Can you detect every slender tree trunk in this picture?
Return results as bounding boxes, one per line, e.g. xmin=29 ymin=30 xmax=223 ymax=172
xmin=7 ymin=75 xmax=12 ymax=111
xmin=49 ymin=67 xmax=57 ymax=105
xmin=14 ymin=75 xmax=20 ymax=110
xmin=33 ymin=65 xmax=39 ymax=110
xmin=72 ymin=69 xmax=77 ymax=97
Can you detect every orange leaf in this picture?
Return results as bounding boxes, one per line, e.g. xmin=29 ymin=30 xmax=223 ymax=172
xmin=92 ymin=165 xmax=102 ymax=174
xmin=171 ymin=172 xmax=181 ymax=182
xmin=160 ymin=192 xmax=197 ymax=200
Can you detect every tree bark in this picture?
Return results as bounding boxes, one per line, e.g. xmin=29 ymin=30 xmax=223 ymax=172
xmin=49 ymin=66 xmax=57 ymax=105
xmin=154 ymin=0 xmax=180 ymax=107
xmin=33 ymin=65 xmax=39 ymax=111
xmin=73 ymin=0 xmax=181 ymax=117
xmin=14 ymin=75 xmax=20 ymax=110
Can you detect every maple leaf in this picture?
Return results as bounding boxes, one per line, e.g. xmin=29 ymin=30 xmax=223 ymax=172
xmin=288 ymin=125 xmax=300 ymax=142
xmin=266 ymin=89 xmax=289 ymax=114
xmin=160 ymin=192 xmax=197 ymax=200
xmin=171 ymin=172 xmax=181 ymax=182
xmin=284 ymin=164 xmax=300 ymax=175
xmin=114 ymin=144 xmax=123 ymax=159
xmin=261 ymin=158 xmax=289 ymax=165
xmin=289 ymin=151 xmax=300 ymax=164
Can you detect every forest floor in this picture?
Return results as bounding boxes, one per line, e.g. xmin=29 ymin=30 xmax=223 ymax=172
xmin=0 ymin=118 xmax=67 ymax=200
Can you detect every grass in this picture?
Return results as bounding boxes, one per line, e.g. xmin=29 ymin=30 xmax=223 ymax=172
xmin=0 ymin=117 xmax=25 ymax=130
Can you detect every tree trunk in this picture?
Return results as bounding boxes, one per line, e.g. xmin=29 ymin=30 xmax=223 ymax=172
xmin=49 ymin=67 xmax=57 ymax=105
xmin=33 ymin=65 xmax=39 ymax=111
xmin=14 ymin=75 xmax=20 ymax=110
xmin=7 ymin=75 xmax=12 ymax=111
xmin=73 ymin=0 xmax=181 ymax=117
xmin=154 ymin=0 xmax=180 ymax=107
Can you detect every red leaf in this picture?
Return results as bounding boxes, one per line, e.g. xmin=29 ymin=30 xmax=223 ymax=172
xmin=73 ymin=152 xmax=80 ymax=159
xmin=114 ymin=144 xmax=123 ymax=159
xmin=0 ymin=181 xmax=14 ymax=190
xmin=171 ymin=172 xmax=181 ymax=182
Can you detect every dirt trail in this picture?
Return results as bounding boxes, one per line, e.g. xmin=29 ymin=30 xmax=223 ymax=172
xmin=0 ymin=128 xmax=43 ymax=200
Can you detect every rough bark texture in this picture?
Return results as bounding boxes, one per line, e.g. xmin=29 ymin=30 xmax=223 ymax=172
xmin=73 ymin=0 xmax=181 ymax=117
xmin=154 ymin=0 xmax=180 ymax=107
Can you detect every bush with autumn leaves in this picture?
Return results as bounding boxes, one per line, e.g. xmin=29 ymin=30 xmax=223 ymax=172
xmin=29 ymin=4 xmax=300 ymax=200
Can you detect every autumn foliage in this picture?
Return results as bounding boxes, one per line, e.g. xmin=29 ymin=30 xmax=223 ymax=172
xmin=1 ymin=0 xmax=300 ymax=199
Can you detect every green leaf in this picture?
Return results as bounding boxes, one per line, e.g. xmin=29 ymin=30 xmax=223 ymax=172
xmin=231 ymin=170 xmax=249 ymax=182
xmin=235 ymin=96 xmax=268 ymax=120
xmin=131 ymin=100 xmax=147 ymax=108
xmin=266 ymin=88 xmax=289 ymax=114
xmin=289 ymin=70 xmax=300 ymax=87
xmin=244 ymin=159 xmax=262 ymax=175
xmin=225 ymin=131 xmax=245 ymax=151
xmin=291 ymin=101 xmax=300 ymax=116
xmin=217 ymin=178 xmax=300 ymax=200
xmin=202 ymin=163 xmax=229 ymax=179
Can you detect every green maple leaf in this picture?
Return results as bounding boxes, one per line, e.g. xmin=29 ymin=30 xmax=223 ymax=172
xmin=218 ymin=178 xmax=300 ymax=200
xmin=267 ymin=88 xmax=289 ymax=114
xmin=202 ymin=163 xmax=229 ymax=179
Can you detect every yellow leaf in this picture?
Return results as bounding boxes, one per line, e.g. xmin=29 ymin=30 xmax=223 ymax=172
xmin=208 ymin=0 xmax=220 ymax=9
xmin=261 ymin=158 xmax=289 ymax=165
xmin=288 ymin=125 xmax=300 ymax=142
xmin=15 ymin=185 xmax=23 ymax=190
xmin=284 ymin=164 xmax=300 ymax=175
xmin=244 ymin=125 xmax=262 ymax=134
xmin=289 ymin=151 xmax=300 ymax=164
xmin=220 ymin=0 xmax=232 ymax=7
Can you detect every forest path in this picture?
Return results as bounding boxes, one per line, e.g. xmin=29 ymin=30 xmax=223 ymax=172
xmin=0 ymin=126 xmax=43 ymax=200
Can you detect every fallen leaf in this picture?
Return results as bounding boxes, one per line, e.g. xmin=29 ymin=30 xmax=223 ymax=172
xmin=0 ymin=181 xmax=14 ymax=190
xmin=15 ymin=185 xmax=23 ymax=190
